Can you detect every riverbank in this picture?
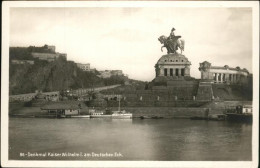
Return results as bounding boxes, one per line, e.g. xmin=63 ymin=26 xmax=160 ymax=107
xmin=9 ymin=100 xmax=252 ymax=119
xmin=9 ymin=102 xmax=208 ymax=119
xmin=9 ymin=102 xmax=89 ymax=118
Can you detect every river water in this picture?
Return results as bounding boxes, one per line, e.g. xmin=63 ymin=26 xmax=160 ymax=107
xmin=9 ymin=118 xmax=252 ymax=161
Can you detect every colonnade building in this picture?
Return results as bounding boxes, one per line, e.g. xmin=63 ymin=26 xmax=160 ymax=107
xmin=199 ymin=61 xmax=250 ymax=84
xmin=155 ymin=53 xmax=191 ymax=77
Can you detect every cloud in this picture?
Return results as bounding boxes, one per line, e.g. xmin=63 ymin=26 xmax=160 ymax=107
xmin=102 ymin=29 xmax=147 ymax=42
xmin=120 ymin=8 xmax=143 ymax=15
xmin=227 ymin=8 xmax=252 ymax=21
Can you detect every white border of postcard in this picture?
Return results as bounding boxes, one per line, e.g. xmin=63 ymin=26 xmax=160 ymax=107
xmin=1 ymin=1 xmax=259 ymax=168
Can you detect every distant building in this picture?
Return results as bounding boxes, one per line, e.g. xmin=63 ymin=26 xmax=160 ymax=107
xmin=41 ymin=102 xmax=81 ymax=117
xmin=77 ymin=63 xmax=90 ymax=71
xmin=46 ymin=45 xmax=56 ymax=52
xmin=98 ymin=70 xmax=124 ymax=78
xmin=32 ymin=52 xmax=67 ymax=62
xmin=111 ymin=70 xmax=123 ymax=76
xmin=30 ymin=45 xmax=67 ymax=62
xmin=98 ymin=70 xmax=112 ymax=78
xmin=199 ymin=61 xmax=250 ymax=84
xmin=11 ymin=59 xmax=34 ymax=65
xmin=89 ymin=68 xmax=96 ymax=72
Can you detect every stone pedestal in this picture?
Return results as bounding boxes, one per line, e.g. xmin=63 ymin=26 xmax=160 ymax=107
xmin=154 ymin=53 xmax=191 ymax=78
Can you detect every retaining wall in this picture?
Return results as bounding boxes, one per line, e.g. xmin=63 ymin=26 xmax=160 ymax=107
xmin=109 ymin=107 xmax=209 ymax=118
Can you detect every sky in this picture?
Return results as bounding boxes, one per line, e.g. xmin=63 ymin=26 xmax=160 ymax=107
xmin=10 ymin=7 xmax=252 ymax=81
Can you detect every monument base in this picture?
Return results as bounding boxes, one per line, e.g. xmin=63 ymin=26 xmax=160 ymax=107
xmin=155 ymin=53 xmax=191 ymax=78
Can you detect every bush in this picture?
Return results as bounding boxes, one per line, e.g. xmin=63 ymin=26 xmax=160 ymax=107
xmin=24 ymin=101 xmax=33 ymax=107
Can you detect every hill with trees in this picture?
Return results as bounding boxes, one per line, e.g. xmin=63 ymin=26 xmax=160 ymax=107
xmin=9 ymin=47 xmax=128 ymax=95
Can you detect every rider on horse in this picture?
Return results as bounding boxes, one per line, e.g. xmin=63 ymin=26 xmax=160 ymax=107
xmin=158 ymin=27 xmax=184 ymax=54
xmin=167 ymin=27 xmax=182 ymax=52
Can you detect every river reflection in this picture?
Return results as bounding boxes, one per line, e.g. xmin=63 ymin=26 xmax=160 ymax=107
xmin=9 ymin=118 xmax=251 ymax=160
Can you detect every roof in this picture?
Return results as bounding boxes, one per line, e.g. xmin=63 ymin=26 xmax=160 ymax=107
xmin=41 ymin=101 xmax=80 ymax=110
xmin=157 ymin=53 xmax=191 ymax=65
xmin=243 ymin=105 xmax=252 ymax=108
xmin=211 ymin=66 xmax=249 ymax=73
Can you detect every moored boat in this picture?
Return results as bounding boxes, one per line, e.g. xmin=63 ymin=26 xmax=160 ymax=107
xmin=140 ymin=116 xmax=163 ymax=119
xmin=111 ymin=96 xmax=132 ymax=119
xmin=111 ymin=110 xmax=132 ymax=119
xmin=151 ymin=116 xmax=164 ymax=119
xmin=140 ymin=116 xmax=151 ymax=119
xmin=59 ymin=114 xmax=90 ymax=118
xmin=226 ymin=113 xmax=252 ymax=123
xmin=90 ymin=112 xmax=112 ymax=118
xmin=71 ymin=115 xmax=90 ymax=118
xmin=208 ymin=114 xmax=226 ymax=121
xmin=89 ymin=108 xmax=112 ymax=118
xmin=225 ymin=105 xmax=252 ymax=123
xmin=89 ymin=97 xmax=132 ymax=119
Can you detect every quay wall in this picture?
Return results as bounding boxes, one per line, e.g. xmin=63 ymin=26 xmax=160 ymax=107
xmin=10 ymin=100 xmax=251 ymax=118
xmin=91 ymin=100 xmax=209 ymax=108
xmin=109 ymin=107 xmax=209 ymax=118
xmin=9 ymin=102 xmax=209 ymax=118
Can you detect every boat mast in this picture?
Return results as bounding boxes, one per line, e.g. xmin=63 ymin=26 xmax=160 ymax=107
xmin=118 ymin=96 xmax=120 ymax=112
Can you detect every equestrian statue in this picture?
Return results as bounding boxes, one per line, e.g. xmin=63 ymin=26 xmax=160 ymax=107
xmin=158 ymin=27 xmax=185 ymax=54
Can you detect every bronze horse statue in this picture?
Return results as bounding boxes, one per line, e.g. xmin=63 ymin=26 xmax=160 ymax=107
xmin=158 ymin=35 xmax=184 ymax=54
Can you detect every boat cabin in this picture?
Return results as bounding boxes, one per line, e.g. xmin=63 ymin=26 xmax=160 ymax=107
xmin=242 ymin=105 xmax=252 ymax=114
xmin=226 ymin=105 xmax=252 ymax=114
xmin=89 ymin=108 xmax=112 ymax=115
xmin=90 ymin=112 xmax=104 ymax=116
